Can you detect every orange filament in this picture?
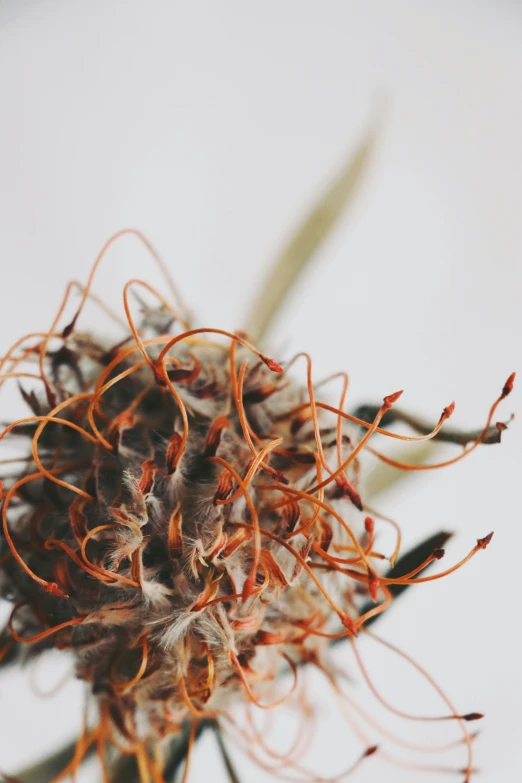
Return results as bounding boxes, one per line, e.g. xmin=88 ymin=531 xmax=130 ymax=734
xmin=230 ymin=518 xmax=354 ymax=632
xmin=366 ymin=374 xmax=515 ymax=472
xmin=286 ymin=356 xmax=364 ymax=510
xmin=192 ymin=565 xmax=270 ymax=611
xmin=87 ymin=358 xmax=149 ymax=449
xmin=284 ymin=353 xmax=334 ymax=475
xmin=379 ymin=534 xmax=491 ymax=586
xmin=364 ymin=629 xmax=476 ymax=779
xmin=44 ymin=539 xmax=115 ymax=583
xmin=0 ymin=332 xmax=49 ymax=378
xmin=241 ymin=700 xmax=316 ymax=769
xmin=283 ymin=456 xmax=325 ymax=539
xmin=306 ymin=390 xmax=403 ymax=494
xmin=259 ymin=482 xmax=370 ymax=572
xmin=159 ymin=370 xmax=190 ymax=470
xmin=80 ymin=524 xmax=141 ymax=588
xmin=156 ymin=328 xmax=283 ymax=375
xmin=122 ymin=278 xmax=188 ymax=373
xmin=0 ymin=371 xmax=47 ymax=384
xmin=29 ymin=401 xmax=100 ymax=500
xmin=178 ymin=673 xmax=217 ymax=719
xmin=289 ymin=397 xmax=455 ymax=444
xmin=1 ymin=468 xmax=82 ymax=597
xmin=324 ymin=662 xmax=477 ymax=756
xmin=203 ymin=643 xmax=215 ymax=693
xmin=48 ymin=727 xmax=100 ymax=783
xmin=112 ymin=636 xmax=149 ymax=694
xmin=38 ymin=280 xmax=82 ymax=405
xmin=207 ymin=456 xmax=262 ymax=602
xmin=231 ymin=360 xmax=268 ymax=464
xmin=60 ymin=228 xmax=188 ymax=341
xmin=168 ymin=504 xmax=183 ymax=556
xmin=364 ymin=505 xmax=402 ymax=566
xmin=230 ymin=650 xmax=298 ymax=710
xmin=215 ymin=435 xmax=283 ymax=506
xmin=356 ymin=584 xmax=393 ymax=628
xmin=227 ymin=708 xmax=376 ymax=782
xmin=9 ymin=603 xmax=84 ymax=644
xmin=351 ymin=635 xmax=475 ymax=726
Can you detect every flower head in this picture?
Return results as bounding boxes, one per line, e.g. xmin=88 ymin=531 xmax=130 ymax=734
xmin=0 ymin=231 xmax=514 ymax=782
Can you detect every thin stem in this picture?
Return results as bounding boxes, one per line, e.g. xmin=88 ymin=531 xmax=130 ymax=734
xmin=212 ymin=725 xmax=243 ymax=783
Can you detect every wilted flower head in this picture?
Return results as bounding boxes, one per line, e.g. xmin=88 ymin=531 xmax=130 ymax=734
xmin=0 ymin=230 xmax=514 ymax=782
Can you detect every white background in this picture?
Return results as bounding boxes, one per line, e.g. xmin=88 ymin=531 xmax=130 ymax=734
xmin=0 ymin=1 xmax=521 ymax=781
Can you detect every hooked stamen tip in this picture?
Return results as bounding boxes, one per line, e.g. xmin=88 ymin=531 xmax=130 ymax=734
xmin=61 ymin=319 xmax=76 ymax=339
xmin=501 ymin=372 xmax=516 ymax=399
xmin=262 ymin=356 xmax=284 ymax=374
xmin=340 ymin=614 xmax=358 ymax=636
xmin=442 ymin=401 xmax=456 ymax=420
xmin=477 ymin=532 xmax=494 ymax=549
xmin=45 ymin=582 xmax=69 ymax=599
xmin=461 ymin=711 xmax=484 ymax=722
xmin=383 ymin=390 xmax=403 ymax=410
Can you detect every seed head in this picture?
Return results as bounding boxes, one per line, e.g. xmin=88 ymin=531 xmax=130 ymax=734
xmin=0 ymin=235 xmax=513 ymax=780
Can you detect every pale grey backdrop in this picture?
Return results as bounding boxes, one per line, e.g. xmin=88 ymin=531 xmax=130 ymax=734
xmin=0 ymin=1 xmax=521 ymax=781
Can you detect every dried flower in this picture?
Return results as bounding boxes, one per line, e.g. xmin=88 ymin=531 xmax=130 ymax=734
xmin=0 ymin=230 xmax=514 ymax=783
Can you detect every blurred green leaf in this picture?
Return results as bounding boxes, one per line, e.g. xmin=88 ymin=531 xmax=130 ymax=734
xmin=247 ymin=121 xmax=379 ymax=343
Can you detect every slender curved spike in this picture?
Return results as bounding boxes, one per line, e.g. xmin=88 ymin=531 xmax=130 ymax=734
xmin=354 ymin=404 xmax=510 ymax=447
xmin=12 ymin=741 xmax=95 ymax=783
xmin=246 ymin=120 xmax=380 ymax=343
